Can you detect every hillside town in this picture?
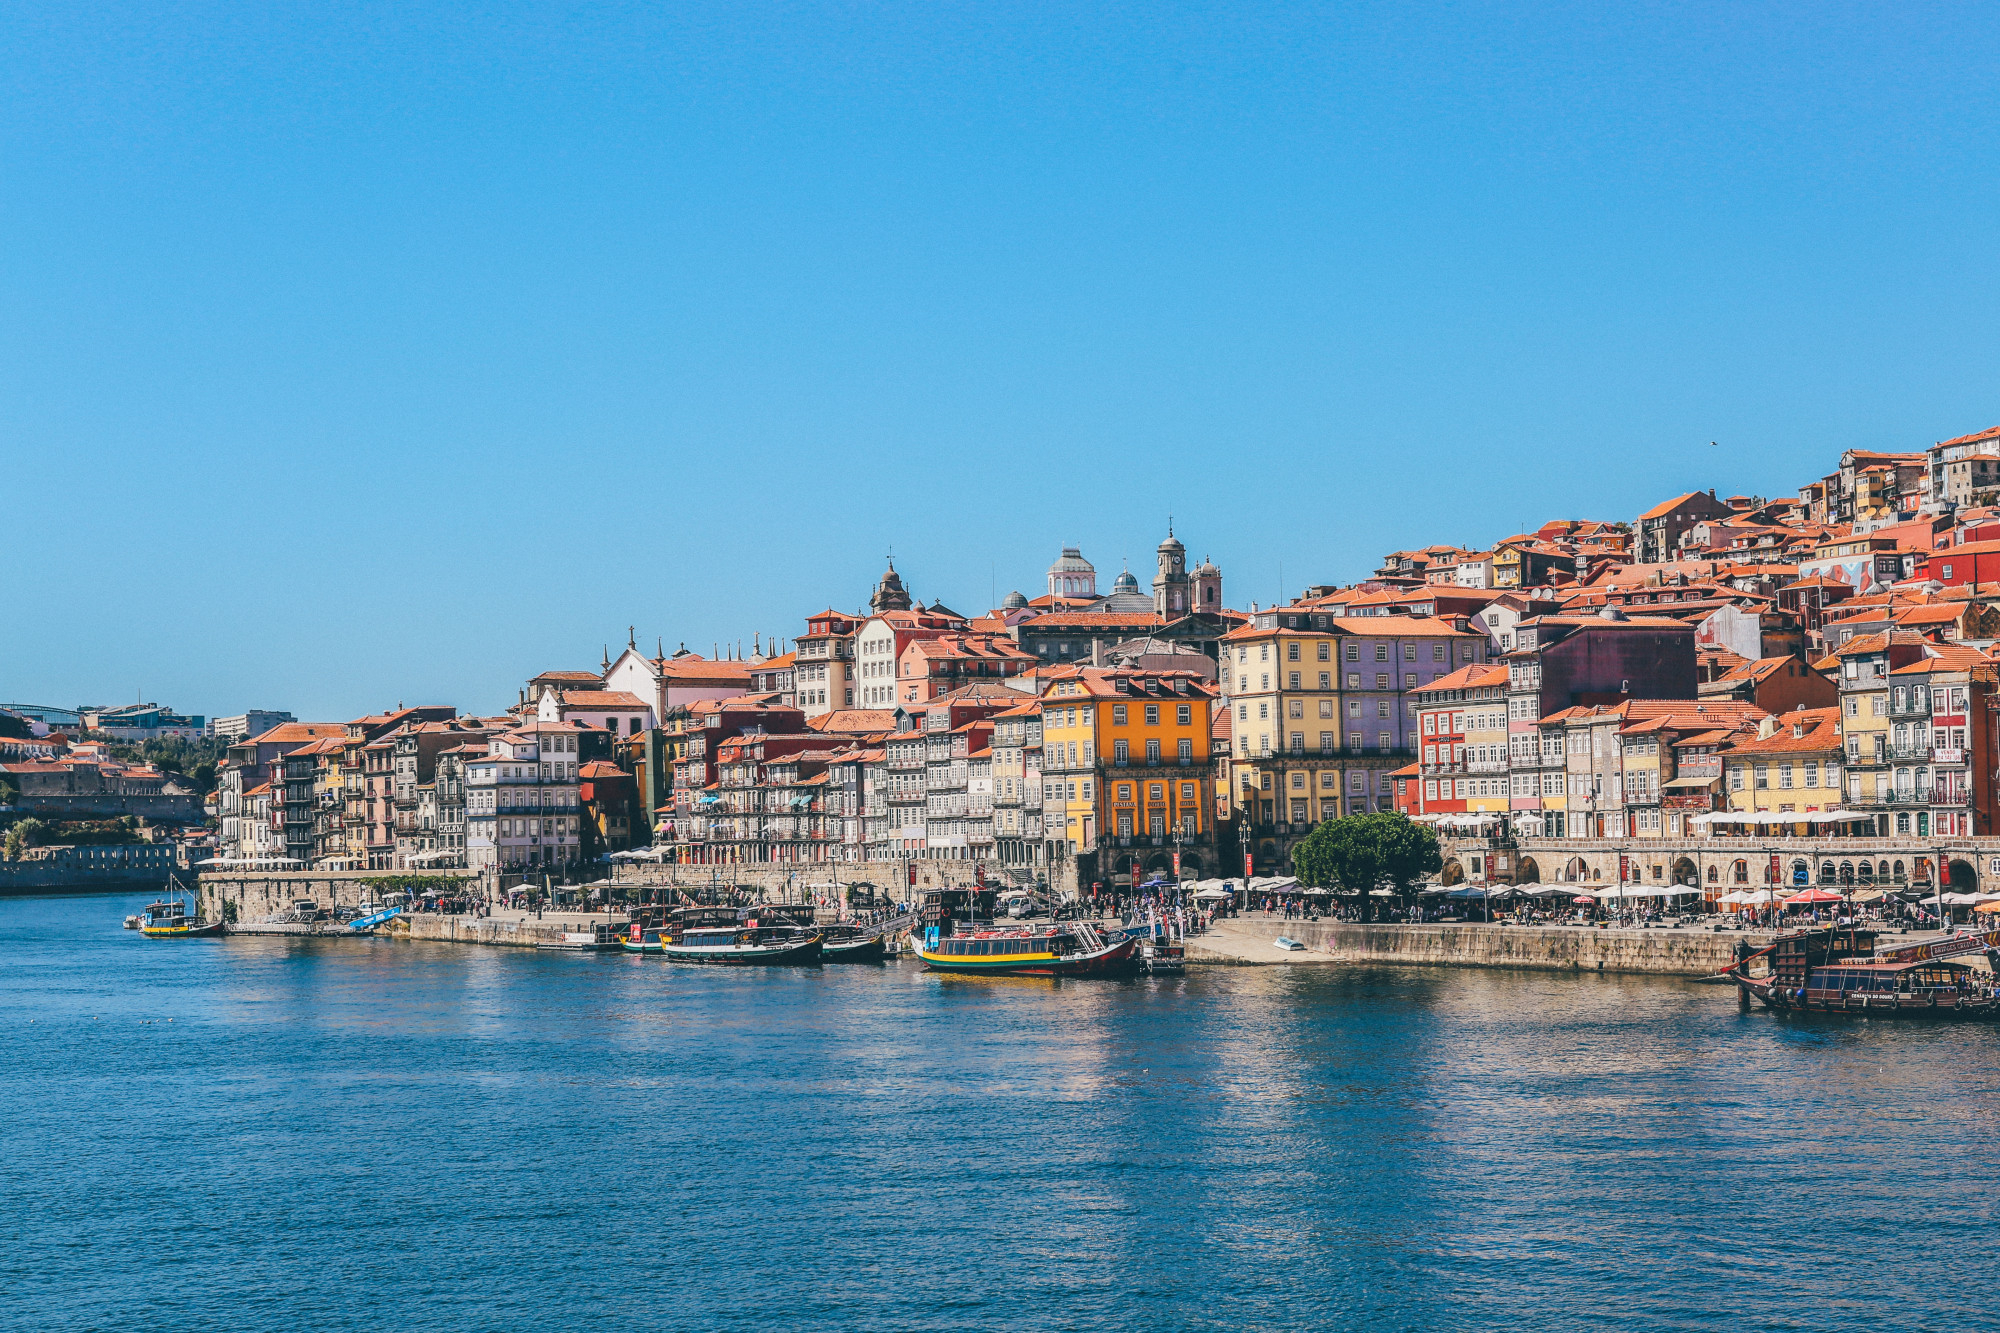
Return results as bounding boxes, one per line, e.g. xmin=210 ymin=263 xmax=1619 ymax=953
xmin=16 ymin=429 xmax=2000 ymax=895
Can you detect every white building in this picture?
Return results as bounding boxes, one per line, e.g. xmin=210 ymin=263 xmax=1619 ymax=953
xmin=464 ymin=722 xmax=597 ymax=871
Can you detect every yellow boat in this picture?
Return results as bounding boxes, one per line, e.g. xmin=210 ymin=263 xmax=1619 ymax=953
xmin=139 ymin=882 xmax=223 ymax=938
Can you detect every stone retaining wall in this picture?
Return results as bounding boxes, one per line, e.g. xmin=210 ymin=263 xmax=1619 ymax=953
xmin=1191 ymin=920 xmax=1752 ymax=976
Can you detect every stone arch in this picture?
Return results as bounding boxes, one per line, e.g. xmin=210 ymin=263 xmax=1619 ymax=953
xmin=1440 ymin=858 xmax=1465 ymax=886
xmin=1178 ymin=854 xmax=1203 ymax=878
xmin=1858 ymin=860 xmax=1875 ymax=884
xmin=1111 ymin=854 xmax=1135 ymax=877
xmin=1877 ymin=860 xmax=1890 ymax=882
xmin=1839 ymin=860 xmax=1855 ymax=884
xmin=1949 ymin=858 xmax=1979 ymax=891
xmin=1564 ymin=856 xmax=1589 ymax=883
xmin=1791 ymin=859 xmax=1810 ymax=887
xmin=1706 ymin=864 xmax=1719 ymax=883
xmin=1892 ymin=859 xmax=1906 ymax=884
xmin=1144 ymin=852 xmax=1172 ymax=874
xmin=1731 ymin=859 xmax=1749 ymax=884
xmin=1820 ymin=860 xmax=1837 ymax=885
xmin=1515 ymin=855 xmax=1540 ymax=884
xmin=1671 ymin=857 xmax=1698 ymax=887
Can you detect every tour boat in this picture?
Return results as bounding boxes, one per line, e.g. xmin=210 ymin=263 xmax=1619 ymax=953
xmin=661 ymin=925 xmax=824 ymax=965
xmin=1141 ymin=938 xmax=1186 ymax=975
xmin=1273 ymin=936 xmax=1307 ymax=952
xmin=137 ymin=879 xmax=221 ymax=938
xmin=915 ymin=922 xmax=1139 ymax=977
xmin=819 ymin=924 xmax=888 ymax=963
xmin=622 ymin=923 xmax=667 ymax=954
xmin=1730 ymin=926 xmax=2000 ymax=1019
xmin=139 ymin=900 xmax=222 ymax=938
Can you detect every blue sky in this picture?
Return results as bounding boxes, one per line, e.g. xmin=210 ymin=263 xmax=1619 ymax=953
xmin=7 ymin=2 xmax=2000 ymax=721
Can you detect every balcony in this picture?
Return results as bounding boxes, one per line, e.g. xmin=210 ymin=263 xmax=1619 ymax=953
xmin=1885 ymin=788 xmax=1934 ymax=806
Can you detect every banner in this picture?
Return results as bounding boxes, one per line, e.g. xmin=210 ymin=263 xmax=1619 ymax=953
xmin=1244 ymin=851 xmax=1254 ymax=880
xmin=1172 ymin=851 xmax=1182 ymax=878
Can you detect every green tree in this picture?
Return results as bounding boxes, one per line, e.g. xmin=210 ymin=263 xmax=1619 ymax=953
xmin=5 ymin=817 xmax=48 ymax=861
xmin=1292 ymin=812 xmax=1440 ymax=922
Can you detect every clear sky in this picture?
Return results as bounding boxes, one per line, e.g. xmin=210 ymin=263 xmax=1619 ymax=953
xmin=7 ymin=3 xmax=2000 ymax=722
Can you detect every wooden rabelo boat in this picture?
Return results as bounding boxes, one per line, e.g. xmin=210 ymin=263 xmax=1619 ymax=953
xmin=1730 ymin=926 xmax=2000 ymax=1019
xmin=916 ymin=922 xmax=1139 ymax=977
xmin=658 ymin=906 xmax=823 ymax=965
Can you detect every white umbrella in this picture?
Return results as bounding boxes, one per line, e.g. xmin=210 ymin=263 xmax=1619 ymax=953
xmin=1192 ymin=886 xmax=1233 ymax=900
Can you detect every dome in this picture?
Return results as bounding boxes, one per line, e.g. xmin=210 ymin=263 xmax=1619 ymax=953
xmin=1047 ymin=546 xmax=1095 ymax=576
xmin=1193 ymin=556 xmax=1219 ymax=576
xmin=1157 ymin=531 xmax=1185 ymax=553
xmin=1111 ymin=570 xmax=1139 ymax=594
xmin=1001 ymin=589 xmax=1029 ymax=609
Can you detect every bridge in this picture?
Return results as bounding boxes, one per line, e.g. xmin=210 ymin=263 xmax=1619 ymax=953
xmin=1437 ymin=834 xmax=1994 ymax=895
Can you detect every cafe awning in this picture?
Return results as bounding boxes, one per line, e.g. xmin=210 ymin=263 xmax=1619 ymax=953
xmin=1662 ymin=775 xmax=1720 ymax=790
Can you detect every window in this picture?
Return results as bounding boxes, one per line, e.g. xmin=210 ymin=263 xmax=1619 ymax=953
xmin=1319 ymin=672 xmax=1331 ymax=689
xmin=1178 ymin=739 xmax=1193 ymax=761
xmin=1346 ymin=645 xmax=1359 ymax=661
xmin=1376 ymin=673 xmax=1389 ymax=689
xmin=1146 ymin=739 xmax=1161 ymax=762
xmin=1291 ymin=772 xmax=1305 ymax=789
xmin=1287 ymin=643 xmax=1300 ymax=661
xmin=1754 ymin=764 xmax=1768 ymax=789
xmin=1258 ymin=703 xmax=1269 ymax=719
xmin=1317 ymin=643 xmax=1330 ymax=661
xmin=1144 ymin=704 xmax=1160 ymax=725
xmin=1288 ymin=672 xmax=1301 ymax=690
xmin=1319 ymin=700 xmax=1334 ymax=718
xmin=1404 ymin=644 xmax=1416 ymax=660
xmin=1181 ymin=783 xmax=1195 ymax=800
xmin=1238 ymin=705 xmax=1247 ymax=721
xmin=1375 ymin=644 xmax=1389 ymax=661
xmin=1432 ymin=644 xmax=1446 ymax=661
xmin=1779 ymin=763 xmax=1793 ymax=789
xmin=1176 ymin=704 xmax=1191 ymax=724
xmin=1290 ymin=733 xmax=1304 ymax=751
xmin=1347 ymin=700 xmax=1361 ymax=716
xmin=1112 ymin=705 xmax=1127 ymax=724
xmin=1319 ymin=732 xmax=1334 ymax=751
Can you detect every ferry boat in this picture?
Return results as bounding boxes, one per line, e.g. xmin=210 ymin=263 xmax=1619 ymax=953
xmin=1731 ymin=926 xmax=2000 ymax=1019
xmin=915 ymin=922 xmax=1139 ymax=977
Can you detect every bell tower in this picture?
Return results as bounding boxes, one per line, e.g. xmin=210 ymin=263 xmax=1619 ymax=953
xmin=1153 ymin=525 xmax=1190 ymax=616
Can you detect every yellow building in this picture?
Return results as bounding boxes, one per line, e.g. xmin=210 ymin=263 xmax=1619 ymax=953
xmin=1722 ymin=709 xmax=1844 ymax=815
xmin=1220 ymin=611 xmax=1487 ymax=873
xmin=1824 ymin=630 xmax=1929 ymax=820
xmin=1039 ymin=667 xmax=1216 ymax=879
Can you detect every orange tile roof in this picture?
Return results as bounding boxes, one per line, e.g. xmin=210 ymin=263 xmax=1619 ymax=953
xmin=1638 ymin=491 xmax=1710 ymax=521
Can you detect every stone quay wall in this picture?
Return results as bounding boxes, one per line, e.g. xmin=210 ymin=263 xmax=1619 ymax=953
xmin=1193 ymin=920 xmax=1751 ymax=977
xmin=197 ymin=871 xmax=482 ymax=922
xmin=401 ymin=914 xmax=590 ymax=948
xmin=607 ymin=858 xmax=1037 ymax=900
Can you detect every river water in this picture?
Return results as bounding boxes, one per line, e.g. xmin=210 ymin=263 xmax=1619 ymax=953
xmin=5 ymin=892 xmax=1997 ymax=1332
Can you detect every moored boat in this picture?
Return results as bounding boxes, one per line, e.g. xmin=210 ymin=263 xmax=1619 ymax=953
xmin=916 ymin=922 xmax=1139 ymax=977
xmin=138 ymin=879 xmax=222 ymax=938
xmin=1730 ymin=925 xmax=2000 ymax=1019
xmin=660 ymin=925 xmax=824 ymax=965
xmin=820 ymin=924 xmax=887 ymax=963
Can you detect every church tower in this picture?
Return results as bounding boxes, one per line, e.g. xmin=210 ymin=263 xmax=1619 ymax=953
xmin=871 ymin=560 xmax=913 ymax=613
xmin=1153 ymin=527 xmax=1191 ymax=617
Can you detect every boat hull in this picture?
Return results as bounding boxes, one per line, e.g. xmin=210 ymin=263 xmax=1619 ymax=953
xmin=662 ymin=935 xmax=824 ymax=966
xmin=141 ymin=920 xmax=223 ymax=939
xmin=1734 ymin=973 xmax=2000 ymax=1020
xmin=918 ymin=936 xmax=1140 ymax=977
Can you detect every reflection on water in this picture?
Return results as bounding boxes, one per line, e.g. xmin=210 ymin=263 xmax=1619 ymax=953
xmin=4 ymin=892 xmax=1996 ymax=1331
